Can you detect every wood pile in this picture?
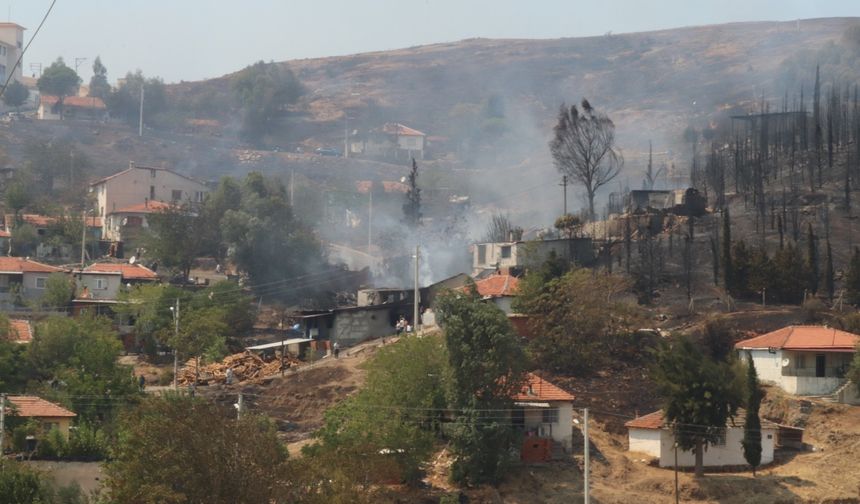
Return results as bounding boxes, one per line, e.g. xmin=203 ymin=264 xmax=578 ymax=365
xmin=177 ymin=350 xmax=300 ymax=385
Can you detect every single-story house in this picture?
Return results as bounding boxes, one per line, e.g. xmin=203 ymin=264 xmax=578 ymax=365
xmin=74 ymin=261 xmax=159 ymax=301
xmin=472 ymin=237 xmax=594 ymax=275
xmin=296 ymin=301 xmax=412 ymax=347
xmin=0 ymin=256 xmax=64 ymax=307
xmin=6 ymin=395 xmax=76 ymax=439
xmin=625 ymin=409 xmax=777 ymax=468
xmin=735 ymin=325 xmax=860 ymax=401
xmin=513 ymin=373 xmax=575 ymax=456
xmin=460 ymin=272 xmax=520 ymax=314
xmin=37 ymin=94 xmax=107 ymax=121
xmin=361 ymin=122 xmax=426 ymax=160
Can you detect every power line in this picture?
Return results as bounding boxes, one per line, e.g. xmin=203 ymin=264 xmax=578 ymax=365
xmin=0 ymin=0 xmax=57 ymax=98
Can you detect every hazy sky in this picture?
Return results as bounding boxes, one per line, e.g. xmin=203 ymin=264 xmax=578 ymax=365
xmin=5 ymin=0 xmax=859 ymax=84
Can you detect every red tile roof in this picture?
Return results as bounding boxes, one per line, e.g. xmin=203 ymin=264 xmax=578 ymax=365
xmin=382 ymin=122 xmax=425 ymax=137
xmin=625 ymin=409 xmax=777 ymax=430
xmin=512 ymin=373 xmax=575 ymax=402
xmin=462 ymin=274 xmax=520 ymax=298
xmin=8 ymin=319 xmax=32 ymax=343
xmin=83 ymin=262 xmax=158 ymax=280
xmin=734 ymin=325 xmax=860 ymax=353
xmin=40 ymin=95 xmax=107 ymax=109
xmin=112 ymin=200 xmax=174 ymax=214
xmin=0 ymin=229 xmax=9 ymax=238
xmin=7 ymin=396 xmax=76 ymax=418
xmin=0 ymin=257 xmax=63 ymax=274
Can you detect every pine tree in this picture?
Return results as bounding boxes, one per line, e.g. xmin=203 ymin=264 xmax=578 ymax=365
xmin=742 ymin=356 xmax=763 ymax=476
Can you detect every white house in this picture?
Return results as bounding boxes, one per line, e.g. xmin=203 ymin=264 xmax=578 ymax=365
xmin=625 ymin=409 xmax=777 ymax=468
xmin=74 ymin=262 xmax=159 ymax=301
xmin=102 ymin=200 xmax=173 ymax=242
xmin=472 ymin=238 xmax=594 ymax=275
xmin=0 ymin=23 xmax=24 ymax=84
xmin=37 ymin=95 xmax=107 ymax=121
xmin=512 ymin=373 xmax=575 ymax=452
xmin=735 ymin=325 xmax=860 ymax=401
xmin=90 ymin=163 xmax=209 ymax=240
xmin=362 ymin=123 xmax=426 ymax=160
xmin=0 ymin=256 xmax=64 ymax=307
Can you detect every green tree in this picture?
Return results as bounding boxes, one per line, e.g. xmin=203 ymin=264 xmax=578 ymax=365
xmin=741 ymin=355 xmax=763 ymax=476
xmin=5 ymin=175 xmax=32 ymax=222
xmin=0 ymin=320 xmax=29 ymax=391
xmin=117 ymin=283 xmax=191 ymax=355
xmin=549 ymin=99 xmax=622 ymax=220
xmin=515 ymin=266 xmax=637 ymax=375
xmin=38 ymin=272 xmax=75 ymax=311
xmin=191 ymin=280 xmax=254 ymax=338
xmin=10 ymin=223 xmax=38 ymax=256
xmin=29 ymin=316 xmax=140 ymax=422
xmin=651 ymin=337 xmax=743 ymax=477
xmin=144 ymin=203 xmax=200 ymax=280
xmin=846 ymin=247 xmax=860 ymax=305
xmin=402 ymin=158 xmax=421 ymax=226
xmin=36 ymin=58 xmax=81 ymax=119
xmin=88 ymin=56 xmax=111 ymax=100
xmin=232 ymin=60 xmax=303 ymax=144
xmin=0 ymin=460 xmax=53 ymax=503
xmin=221 ymin=172 xmax=324 ymax=302
xmin=172 ymin=307 xmax=229 ymax=382
xmin=436 ymin=291 xmax=526 ymax=485
xmin=2 ymin=80 xmax=29 ymax=111
xmin=309 ymin=335 xmax=448 ymax=483
xmin=105 ymin=394 xmax=289 ymax=504
xmin=107 ymin=70 xmax=167 ymax=126
xmin=197 ymin=176 xmax=242 ymax=260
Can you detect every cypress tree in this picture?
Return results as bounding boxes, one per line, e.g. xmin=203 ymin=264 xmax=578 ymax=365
xmin=742 ymin=355 xmax=763 ymax=476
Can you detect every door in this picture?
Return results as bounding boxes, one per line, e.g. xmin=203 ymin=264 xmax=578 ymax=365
xmin=815 ymin=354 xmax=826 ymax=378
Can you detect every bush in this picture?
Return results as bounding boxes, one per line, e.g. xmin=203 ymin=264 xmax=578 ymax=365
xmin=68 ymin=422 xmax=109 ymax=460
xmin=35 ymin=428 xmax=67 ymax=459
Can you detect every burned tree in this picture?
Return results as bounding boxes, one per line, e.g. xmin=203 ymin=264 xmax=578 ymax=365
xmin=549 ymin=99 xmax=623 ymax=220
xmin=402 ymin=158 xmax=422 ymax=226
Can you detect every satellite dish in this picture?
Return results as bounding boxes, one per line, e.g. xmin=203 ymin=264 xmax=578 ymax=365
xmin=781 ymin=358 xmax=791 ymax=368
xmin=129 ymin=255 xmax=136 ymax=264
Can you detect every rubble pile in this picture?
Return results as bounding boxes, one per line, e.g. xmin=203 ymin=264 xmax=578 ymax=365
xmin=177 ymin=350 xmax=300 ymax=385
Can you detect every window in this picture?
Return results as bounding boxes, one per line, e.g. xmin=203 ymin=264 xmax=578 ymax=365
xmin=795 ymin=354 xmax=806 ymax=369
xmin=477 ymin=244 xmax=487 ymax=264
xmin=500 ymin=245 xmax=512 ymax=259
xmin=542 ymin=408 xmax=559 ymax=424
xmin=95 ymin=278 xmax=107 ymax=290
xmin=35 ymin=277 xmax=47 ymax=289
xmin=195 ymin=191 xmax=205 ymax=202
xmin=149 ymin=185 xmax=155 ymax=200
xmin=172 ymin=189 xmax=183 ymax=201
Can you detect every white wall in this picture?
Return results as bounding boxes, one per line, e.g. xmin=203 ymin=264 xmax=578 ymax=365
xmin=96 ymin=167 xmax=209 ymax=219
xmin=628 ymin=428 xmax=662 ymax=458
xmin=743 ymin=349 xmax=852 ymax=396
xmin=521 ymin=402 xmax=574 ymax=450
xmin=491 ymin=296 xmax=515 ymax=314
xmin=656 ymin=427 xmax=775 ymax=468
xmin=743 ymin=349 xmax=784 ymax=386
xmin=76 ymin=273 xmax=123 ymax=300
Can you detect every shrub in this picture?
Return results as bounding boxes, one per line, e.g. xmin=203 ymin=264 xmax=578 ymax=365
xmin=68 ymin=422 xmax=109 ymax=460
xmin=35 ymin=428 xmax=67 ymax=459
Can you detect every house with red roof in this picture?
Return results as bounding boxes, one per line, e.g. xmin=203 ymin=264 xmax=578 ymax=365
xmin=6 ymin=318 xmax=32 ymax=343
xmin=5 ymin=396 xmax=77 ymax=441
xmin=91 ymin=162 xmax=209 ymax=243
xmin=459 ymin=271 xmax=520 ymax=314
xmin=625 ymin=409 xmax=777 ymax=468
xmin=360 ymin=122 xmax=426 ymax=160
xmin=512 ymin=373 xmax=576 ymax=456
xmin=735 ymin=325 xmax=860 ymax=400
xmin=37 ymin=94 xmax=107 ymax=121
xmin=73 ymin=261 xmax=159 ymax=301
xmin=0 ymin=256 xmax=64 ymax=306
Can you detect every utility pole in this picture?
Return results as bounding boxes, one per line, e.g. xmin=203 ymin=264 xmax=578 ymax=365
xmin=560 ymin=175 xmax=569 ymax=215
xmin=0 ymin=393 xmax=6 ymax=457
xmin=289 ymin=169 xmax=295 ymax=207
xmin=138 ymin=84 xmax=144 ymax=137
xmin=368 ymin=190 xmax=373 ymax=252
xmin=674 ymin=442 xmax=680 ymax=504
xmin=172 ymin=298 xmax=179 ymax=390
xmin=74 ymin=57 xmax=87 ymax=76
xmin=413 ymin=245 xmax=420 ymax=333
xmin=583 ymin=407 xmax=590 ymax=504
xmin=80 ymin=209 xmax=87 ymax=268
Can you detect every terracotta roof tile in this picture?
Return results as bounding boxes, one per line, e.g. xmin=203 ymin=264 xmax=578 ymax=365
xmin=461 ymin=274 xmax=520 ymax=298
xmin=83 ymin=262 xmax=158 ymax=280
xmin=111 ymin=200 xmax=174 ymax=214
xmin=512 ymin=373 xmax=575 ymax=402
xmin=8 ymin=319 xmax=32 ymax=343
xmin=0 ymin=257 xmax=63 ymax=273
xmin=625 ymin=409 xmax=778 ymax=430
xmin=40 ymin=95 xmax=106 ymax=109
xmin=734 ymin=325 xmax=860 ymax=352
xmin=382 ymin=122 xmax=425 ymax=137
xmin=7 ymin=396 xmax=76 ymax=418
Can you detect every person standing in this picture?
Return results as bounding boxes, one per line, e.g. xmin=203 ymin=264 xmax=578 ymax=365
xmin=333 ymin=341 xmax=340 ymax=359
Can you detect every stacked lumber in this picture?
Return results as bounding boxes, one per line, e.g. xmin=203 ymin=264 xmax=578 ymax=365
xmin=177 ymin=350 xmax=299 ymax=385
